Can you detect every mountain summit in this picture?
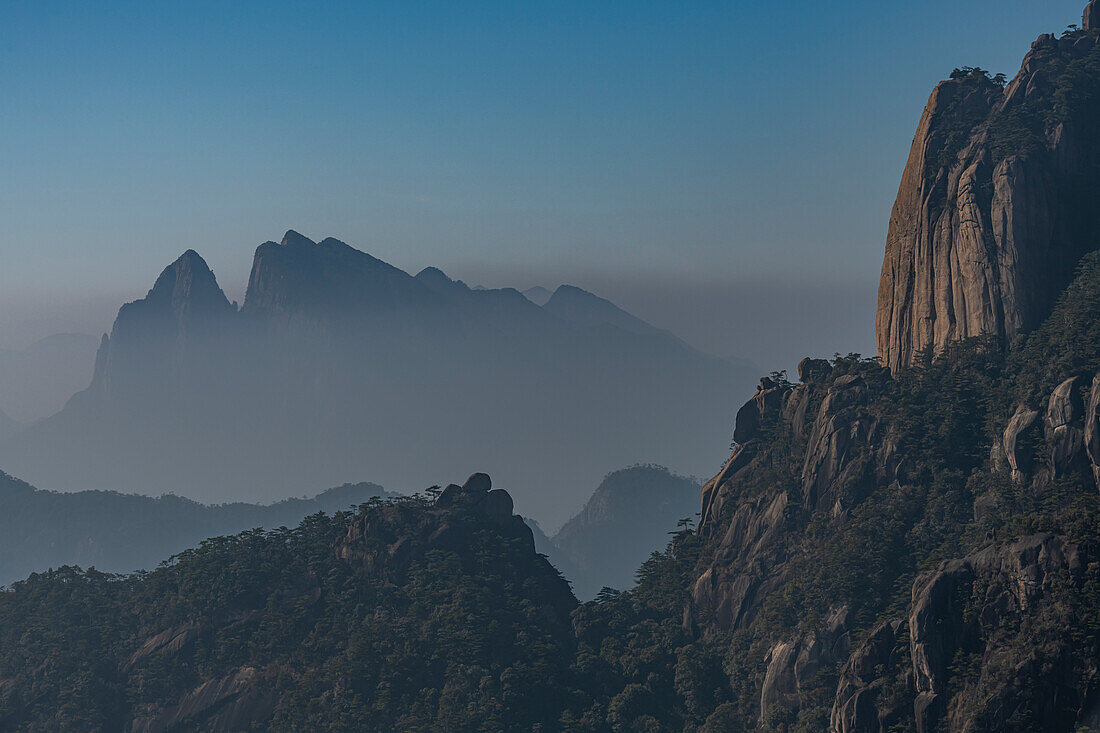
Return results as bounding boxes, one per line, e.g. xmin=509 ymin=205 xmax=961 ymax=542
xmin=877 ymin=5 xmax=1100 ymax=371
xmin=0 ymin=234 xmax=755 ymax=521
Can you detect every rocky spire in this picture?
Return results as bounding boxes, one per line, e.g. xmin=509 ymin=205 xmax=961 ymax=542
xmin=875 ymin=19 xmax=1100 ymax=372
xmin=146 ymin=250 xmax=234 ymax=323
xmin=1086 ymin=0 xmax=1099 ymax=31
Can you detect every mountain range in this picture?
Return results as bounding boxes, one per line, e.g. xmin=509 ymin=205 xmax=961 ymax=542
xmin=0 ymin=233 xmax=757 ymax=524
xmin=0 ymin=461 xmax=695 ymax=596
xmin=0 ymin=471 xmax=394 ymax=586
xmin=5 ymin=4 xmax=1100 ymax=731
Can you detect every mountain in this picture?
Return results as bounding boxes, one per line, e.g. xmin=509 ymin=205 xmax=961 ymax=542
xmin=0 ymin=231 xmax=756 ymax=524
xmin=522 ymin=285 xmax=553 ymax=305
xmin=543 ymin=284 xmax=669 ymax=339
xmin=0 ymin=470 xmax=394 ymax=585
xmin=0 ymin=333 xmax=99 ymax=422
xmin=877 ymin=9 xmax=1100 ymax=372
xmin=5 ymin=7 xmax=1100 ymax=732
xmin=550 ymin=464 xmax=700 ymax=599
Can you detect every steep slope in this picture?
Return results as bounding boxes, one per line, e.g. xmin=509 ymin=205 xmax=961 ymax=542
xmin=0 ymin=470 xmax=393 ymax=585
xmin=551 ymin=464 xmax=701 ymax=599
xmin=0 ymin=232 xmax=755 ymax=524
xmin=877 ymin=5 xmax=1100 ymax=372
xmin=0 ymin=474 xmax=577 ymax=731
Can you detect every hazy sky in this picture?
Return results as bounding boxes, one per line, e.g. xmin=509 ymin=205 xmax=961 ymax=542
xmin=1 ymin=0 xmax=1088 ymax=368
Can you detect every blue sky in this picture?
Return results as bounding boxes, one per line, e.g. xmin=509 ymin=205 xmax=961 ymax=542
xmin=0 ymin=0 xmax=1088 ymax=365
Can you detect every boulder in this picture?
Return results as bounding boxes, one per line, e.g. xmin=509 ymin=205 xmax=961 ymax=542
xmin=484 ymin=489 xmax=514 ymax=521
xmin=1045 ymin=376 xmax=1087 ymax=476
xmin=733 ymin=378 xmax=790 ymax=444
xmin=797 ymin=357 xmax=832 ymax=383
xmin=1002 ymin=405 xmax=1040 ymax=483
xmin=462 ymin=472 xmax=492 ymax=493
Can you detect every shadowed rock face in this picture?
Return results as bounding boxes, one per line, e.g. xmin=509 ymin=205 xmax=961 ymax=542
xmin=692 ymin=361 xmax=897 ymax=633
xmin=877 ymin=10 xmax=1100 ymax=373
xmin=832 ymin=534 xmax=1085 ymax=733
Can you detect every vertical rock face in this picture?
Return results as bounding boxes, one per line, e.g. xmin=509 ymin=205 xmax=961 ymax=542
xmin=692 ymin=362 xmax=896 ymax=633
xmin=876 ymin=13 xmax=1100 ymax=372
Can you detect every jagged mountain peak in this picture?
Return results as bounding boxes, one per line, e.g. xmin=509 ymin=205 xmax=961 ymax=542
xmin=244 ymin=231 xmax=422 ymax=316
xmin=279 ymin=229 xmax=315 ymax=248
xmin=146 ymin=249 xmax=231 ymax=314
xmin=1087 ymin=0 xmax=1099 ymax=31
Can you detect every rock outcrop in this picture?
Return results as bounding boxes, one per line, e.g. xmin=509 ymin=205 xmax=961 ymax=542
xmin=339 ymin=473 xmax=543 ymax=582
xmin=826 ymin=535 xmax=1086 ymax=733
xmin=919 ymin=535 xmax=1081 ymax=732
xmin=995 ymin=373 xmax=1100 ymax=491
xmin=876 ymin=9 xmax=1100 ymax=372
xmin=761 ymin=606 xmax=852 ymax=722
xmin=692 ymin=362 xmax=897 ymax=633
xmin=130 ymin=666 xmax=276 ymax=733
xmin=830 ymin=618 xmax=905 ymax=733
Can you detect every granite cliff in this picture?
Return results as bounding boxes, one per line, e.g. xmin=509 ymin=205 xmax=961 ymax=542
xmin=877 ymin=0 xmax=1100 ymax=372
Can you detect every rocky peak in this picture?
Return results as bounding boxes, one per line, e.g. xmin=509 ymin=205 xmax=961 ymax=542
xmin=145 ymin=250 xmax=235 ymax=324
xmin=279 ymin=229 xmax=313 ymax=249
xmin=106 ymin=249 xmax=234 ymax=346
xmin=1087 ymin=0 xmax=1099 ymax=31
xmin=876 ymin=14 xmax=1100 ymax=372
xmin=243 ymin=231 xmax=429 ymax=319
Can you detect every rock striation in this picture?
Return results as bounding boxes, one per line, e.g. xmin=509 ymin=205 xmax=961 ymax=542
xmin=876 ymin=7 xmax=1100 ymax=372
xmin=693 ymin=360 xmax=897 ymax=632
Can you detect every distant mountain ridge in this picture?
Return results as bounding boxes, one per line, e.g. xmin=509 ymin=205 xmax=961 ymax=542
xmin=550 ymin=464 xmax=701 ymax=599
xmin=0 ymin=469 xmax=394 ymax=585
xmin=0 ymin=232 xmax=757 ymax=523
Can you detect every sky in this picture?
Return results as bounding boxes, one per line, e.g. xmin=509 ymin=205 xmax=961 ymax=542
xmin=0 ymin=0 xmax=1089 ymax=369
